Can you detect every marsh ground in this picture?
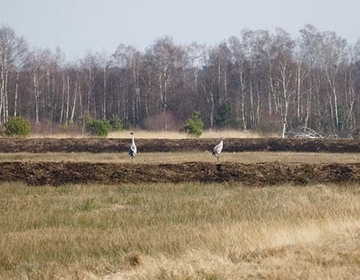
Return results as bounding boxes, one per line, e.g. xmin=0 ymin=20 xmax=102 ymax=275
xmin=1 ymin=182 xmax=360 ymax=279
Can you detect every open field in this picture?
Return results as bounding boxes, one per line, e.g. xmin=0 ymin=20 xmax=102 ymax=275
xmin=1 ymin=182 xmax=360 ymax=279
xmin=1 ymin=137 xmax=360 ymax=279
xmin=1 ymin=138 xmax=360 ymax=186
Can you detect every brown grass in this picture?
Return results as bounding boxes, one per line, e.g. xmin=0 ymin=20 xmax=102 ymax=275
xmin=29 ymin=129 xmax=273 ymax=139
xmin=1 ymin=182 xmax=360 ymax=279
xmin=1 ymin=151 xmax=360 ymax=164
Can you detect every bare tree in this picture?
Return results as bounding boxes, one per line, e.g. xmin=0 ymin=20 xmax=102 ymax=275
xmin=0 ymin=26 xmax=28 ymax=123
xmin=272 ymin=28 xmax=296 ymax=138
xmin=229 ymin=36 xmax=248 ymax=130
xmin=319 ymin=31 xmax=347 ymax=131
xmin=112 ymin=44 xmax=142 ymax=126
xmin=242 ymin=29 xmax=272 ymax=128
xmin=299 ymin=25 xmax=322 ymax=130
xmin=144 ymin=37 xmax=184 ymax=130
xmin=293 ymin=41 xmax=308 ymax=127
xmin=186 ymin=42 xmax=206 ymax=93
xmin=25 ymin=48 xmax=51 ymax=124
xmin=81 ymin=52 xmax=98 ymax=118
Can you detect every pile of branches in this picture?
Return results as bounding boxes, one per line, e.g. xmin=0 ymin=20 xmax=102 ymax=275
xmin=288 ymin=127 xmax=360 ymax=139
xmin=287 ymin=127 xmax=324 ymax=139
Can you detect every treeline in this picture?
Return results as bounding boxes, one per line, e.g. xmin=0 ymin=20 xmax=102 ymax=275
xmin=1 ymin=24 xmax=360 ymax=136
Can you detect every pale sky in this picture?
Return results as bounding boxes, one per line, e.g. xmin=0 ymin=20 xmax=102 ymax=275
xmin=1 ymin=0 xmax=360 ymax=61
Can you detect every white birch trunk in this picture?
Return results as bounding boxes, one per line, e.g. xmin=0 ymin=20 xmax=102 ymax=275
xmin=60 ymin=74 xmax=65 ymax=124
xmin=0 ymin=64 xmax=4 ymax=124
xmin=278 ymin=61 xmax=292 ymax=138
xmin=65 ymin=75 xmax=70 ymax=124
xmin=87 ymin=67 xmax=92 ymax=112
xmin=103 ymin=66 xmax=106 ymax=119
xmin=70 ymin=79 xmax=78 ymax=124
xmin=4 ymin=67 xmax=8 ymax=122
xmin=249 ymin=82 xmax=254 ymax=126
xmin=324 ymin=66 xmax=339 ymax=130
xmin=33 ymin=73 xmax=40 ymax=124
xmin=14 ymin=71 xmax=19 ymax=116
xmin=238 ymin=66 xmax=247 ymax=130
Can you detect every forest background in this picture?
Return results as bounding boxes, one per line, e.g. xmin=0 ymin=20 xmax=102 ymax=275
xmin=1 ymin=24 xmax=360 ymax=137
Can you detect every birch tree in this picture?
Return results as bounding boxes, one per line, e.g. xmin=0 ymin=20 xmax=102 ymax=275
xmin=293 ymin=41 xmax=308 ymax=127
xmin=26 ymin=48 xmax=50 ymax=124
xmin=144 ymin=37 xmax=183 ymax=129
xmin=229 ymin=36 xmax=248 ymax=130
xmin=81 ymin=52 xmax=98 ymax=117
xmin=299 ymin=25 xmax=322 ymax=130
xmin=112 ymin=44 xmax=142 ymax=126
xmin=272 ymin=28 xmax=296 ymax=138
xmin=319 ymin=31 xmax=347 ymax=131
xmin=242 ymin=29 xmax=271 ymax=127
xmin=186 ymin=42 xmax=206 ymax=94
xmin=0 ymin=26 xmax=28 ymax=123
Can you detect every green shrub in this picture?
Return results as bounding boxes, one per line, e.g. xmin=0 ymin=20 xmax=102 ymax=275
xmin=184 ymin=111 xmax=204 ymax=137
xmin=86 ymin=118 xmax=111 ymax=137
xmin=215 ymin=101 xmax=241 ymax=128
xmin=110 ymin=116 xmax=123 ymax=131
xmin=4 ymin=116 xmax=31 ymax=137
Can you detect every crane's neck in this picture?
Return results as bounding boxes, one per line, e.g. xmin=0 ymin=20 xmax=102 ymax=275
xmin=131 ymin=135 xmax=135 ymax=144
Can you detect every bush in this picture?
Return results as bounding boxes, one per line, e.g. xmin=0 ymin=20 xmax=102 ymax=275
xmin=86 ymin=118 xmax=111 ymax=137
xmin=215 ymin=101 xmax=242 ymax=128
xmin=184 ymin=111 xmax=204 ymax=137
xmin=4 ymin=116 xmax=31 ymax=137
xmin=109 ymin=116 xmax=123 ymax=131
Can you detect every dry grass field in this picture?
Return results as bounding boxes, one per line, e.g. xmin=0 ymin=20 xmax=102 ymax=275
xmin=1 ymin=181 xmax=360 ymax=280
xmin=1 ymin=134 xmax=360 ymax=279
xmin=29 ymin=129 xmax=269 ymax=139
xmin=1 ymin=151 xmax=360 ymax=164
xmin=106 ymin=130 xmax=272 ymax=139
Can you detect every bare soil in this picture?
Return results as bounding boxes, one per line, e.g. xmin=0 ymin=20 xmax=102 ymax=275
xmin=1 ymin=137 xmax=360 ymax=186
xmin=1 ymin=161 xmax=360 ymax=186
xmin=1 ymin=137 xmax=360 ymax=153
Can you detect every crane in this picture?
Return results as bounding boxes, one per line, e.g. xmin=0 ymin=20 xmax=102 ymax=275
xmin=212 ymin=135 xmax=223 ymax=160
xmin=129 ymin=132 xmax=137 ymax=162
